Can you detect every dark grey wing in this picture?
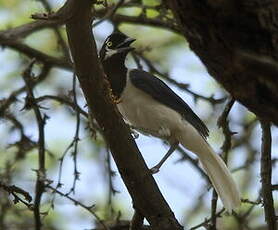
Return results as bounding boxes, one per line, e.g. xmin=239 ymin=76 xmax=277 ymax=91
xmin=129 ymin=69 xmax=209 ymax=138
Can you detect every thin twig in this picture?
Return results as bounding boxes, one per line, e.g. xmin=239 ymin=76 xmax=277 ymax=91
xmin=23 ymin=59 xmax=47 ymax=230
xmin=39 ymin=0 xmax=70 ymax=59
xmin=233 ymin=196 xmax=262 ymax=229
xmin=190 ymin=208 xmax=225 ymax=230
xmin=68 ymin=74 xmax=81 ymax=194
xmin=272 ymin=184 xmax=278 ymax=190
xmin=47 ymin=185 xmax=109 ymax=230
xmin=134 ymin=53 xmax=225 ymax=105
xmin=105 ymin=147 xmax=118 ymax=218
xmin=0 ymin=65 xmax=51 ymax=117
xmin=176 ymin=146 xmax=210 ymax=183
xmin=241 ymin=198 xmax=262 ymax=206
xmin=207 ymin=98 xmax=235 ymax=228
xmin=53 ymin=75 xmax=82 ymax=196
xmin=217 ymin=98 xmax=236 ymax=153
xmin=0 ymin=182 xmax=33 ymax=209
xmin=35 ymin=95 xmax=88 ymax=118
xmin=93 ymin=0 xmax=125 ymax=27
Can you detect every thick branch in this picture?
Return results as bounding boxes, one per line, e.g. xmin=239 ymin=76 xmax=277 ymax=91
xmin=64 ymin=1 xmax=182 ymax=229
xmin=167 ymin=1 xmax=278 ymax=125
xmin=260 ymin=121 xmax=277 ymax=230
xmin=0 ymin=35 xmax=71 ymax=69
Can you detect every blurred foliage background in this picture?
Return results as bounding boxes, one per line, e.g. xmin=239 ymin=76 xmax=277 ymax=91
xmin=0 ymin=0 xmax=277 ymax=229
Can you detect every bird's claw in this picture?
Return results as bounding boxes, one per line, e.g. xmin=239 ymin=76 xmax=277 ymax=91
xmin=113 ymin=97 xmax=122 ymax=104
xmin=108 ymin=86 xmax=122 ymax=104
xmin=131 ymin=129 xmax=139 ymax=139
xmin=150 ymin=167 xmax=160 ymax=174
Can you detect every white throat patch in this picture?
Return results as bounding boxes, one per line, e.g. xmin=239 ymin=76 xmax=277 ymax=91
xmin=104 ymin=47 xmax=117 ymax=60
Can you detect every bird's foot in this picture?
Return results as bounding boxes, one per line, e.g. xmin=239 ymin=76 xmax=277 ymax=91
xmin=150 ymin=166 xmax=160 ymax=174
xmin=130 ymin=129 xmax=139 ymax=139
xmin=107 ymin=86 xmax=122 ymax=104
xmin=113 ymin=97 xmax=122 ymax=104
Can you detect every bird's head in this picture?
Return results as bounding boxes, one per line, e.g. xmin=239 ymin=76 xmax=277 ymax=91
xmin=99 ymin=32 xmax=136 ymax=61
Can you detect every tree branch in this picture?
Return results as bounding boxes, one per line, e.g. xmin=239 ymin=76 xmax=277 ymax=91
xmin=260 ymin=121 xmax=277 ymax=230
xmin=39 ymin=0 xmax=70 ymax=59
xmin=0 ymin=20 xmax=62 ymax=40
xmin=167 ymin=0 xmax=278 ymax=125
xmin=0 ymin=182 xmax=33 ymax=209
xmin=22 ymin=60 xmax=47 ymax=230
xmin=47 ymin=185 xmax=108 ymax=230
xmin=0 ymin=35 xmax=71 ymax=69
xmin=62 ymin=1 xmax=183 ymax=229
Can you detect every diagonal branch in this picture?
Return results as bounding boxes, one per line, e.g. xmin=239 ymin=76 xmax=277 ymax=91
xmin=134 ymin=53 xmax=225 ymax=105
xmin=47 ymin=185 xmax=108 ymax=230
xmin=0 ymin=35 xmax=71 ymax=69
xmin=0 ymin=20 xmax=63 ymax=40
xmin=61 ymin=0 xmax=183 ymax=229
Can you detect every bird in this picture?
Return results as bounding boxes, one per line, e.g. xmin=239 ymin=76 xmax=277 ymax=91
xmin=99 ymin=31 xmax=241 ymax=212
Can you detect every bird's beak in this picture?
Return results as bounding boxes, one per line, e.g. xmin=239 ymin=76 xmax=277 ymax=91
xmin=115 ymin=37 xmax=136 ymax=55
xmin=115 ymin=46 xmax=135 ymax=55
xmin=117 ymin=37 xmax=136 ymax=48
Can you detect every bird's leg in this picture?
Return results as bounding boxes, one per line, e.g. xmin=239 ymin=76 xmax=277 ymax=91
xmin=130 ymin=126 xmax=139 ymax=139
xmin=150 ymin=142 xmax=179 ymax=174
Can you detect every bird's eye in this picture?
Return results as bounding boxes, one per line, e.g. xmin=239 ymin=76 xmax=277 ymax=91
xmin=107 ymin=41 xmax=113 ymax=47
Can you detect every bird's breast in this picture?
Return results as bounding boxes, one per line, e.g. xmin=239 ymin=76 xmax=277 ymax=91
xmin=117 ymin=77 xmax=184 ymax=140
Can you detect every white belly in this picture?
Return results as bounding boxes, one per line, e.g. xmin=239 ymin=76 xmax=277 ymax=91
xmin=117 ymin=77 xmax=185 ymax=140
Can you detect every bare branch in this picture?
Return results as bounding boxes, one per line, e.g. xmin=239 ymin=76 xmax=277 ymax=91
xmin=68 ymin=74 xmax=81 ymax=194
xmin=93 ymin=0 xmax=125 ymax=27
xmin=206 ymin=98 xmax=236 ymax=229
xmin=39 ymin=0 xmax=70 ymax=59
xmin=22 ymin=60 xmax=47 ymax=230
xmin=111 ymin=14 xmax=180 ymax=33
xmin=190 ymin=208 xmax=225 ymax=230
xmin=217 ymin=98 xmax=236 ymax=158
xmin=0 ymin=64 xmax=51 ymax=116
xmin=133 ymin=53 xmax=225 ymax=105
xmin=272 ymin=184 xmax=278 ymax=190
xmin=0 ymin=20 xmax=63 ymax=40
xmin=0 ymin=36 xmax=71 ymax=69
xmin=35 ymin=95 xmax=88 ymax=118
xmin=0 ymin=182 xmax=33 ymax=209
xmin=176 ymin=146 xmax=209 ymax=182
xmin=46 ymin=185 xmax=109 ymax=230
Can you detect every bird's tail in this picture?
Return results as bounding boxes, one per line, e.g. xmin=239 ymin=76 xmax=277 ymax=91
xmin=179 ymin=130 xmax=241 ymax=212
xmin=198 ymin=146 xmax=241 ymax=212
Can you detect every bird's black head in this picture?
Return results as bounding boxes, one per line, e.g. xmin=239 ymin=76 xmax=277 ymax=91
xmin=99 ymin=32 xmax=136 ymax=61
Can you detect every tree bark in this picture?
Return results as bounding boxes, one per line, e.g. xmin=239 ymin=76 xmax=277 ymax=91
xmin=167 ymin=0 xmax=278 ymax=125
xmin=260 ymin=121 xmax=277 ymax=230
